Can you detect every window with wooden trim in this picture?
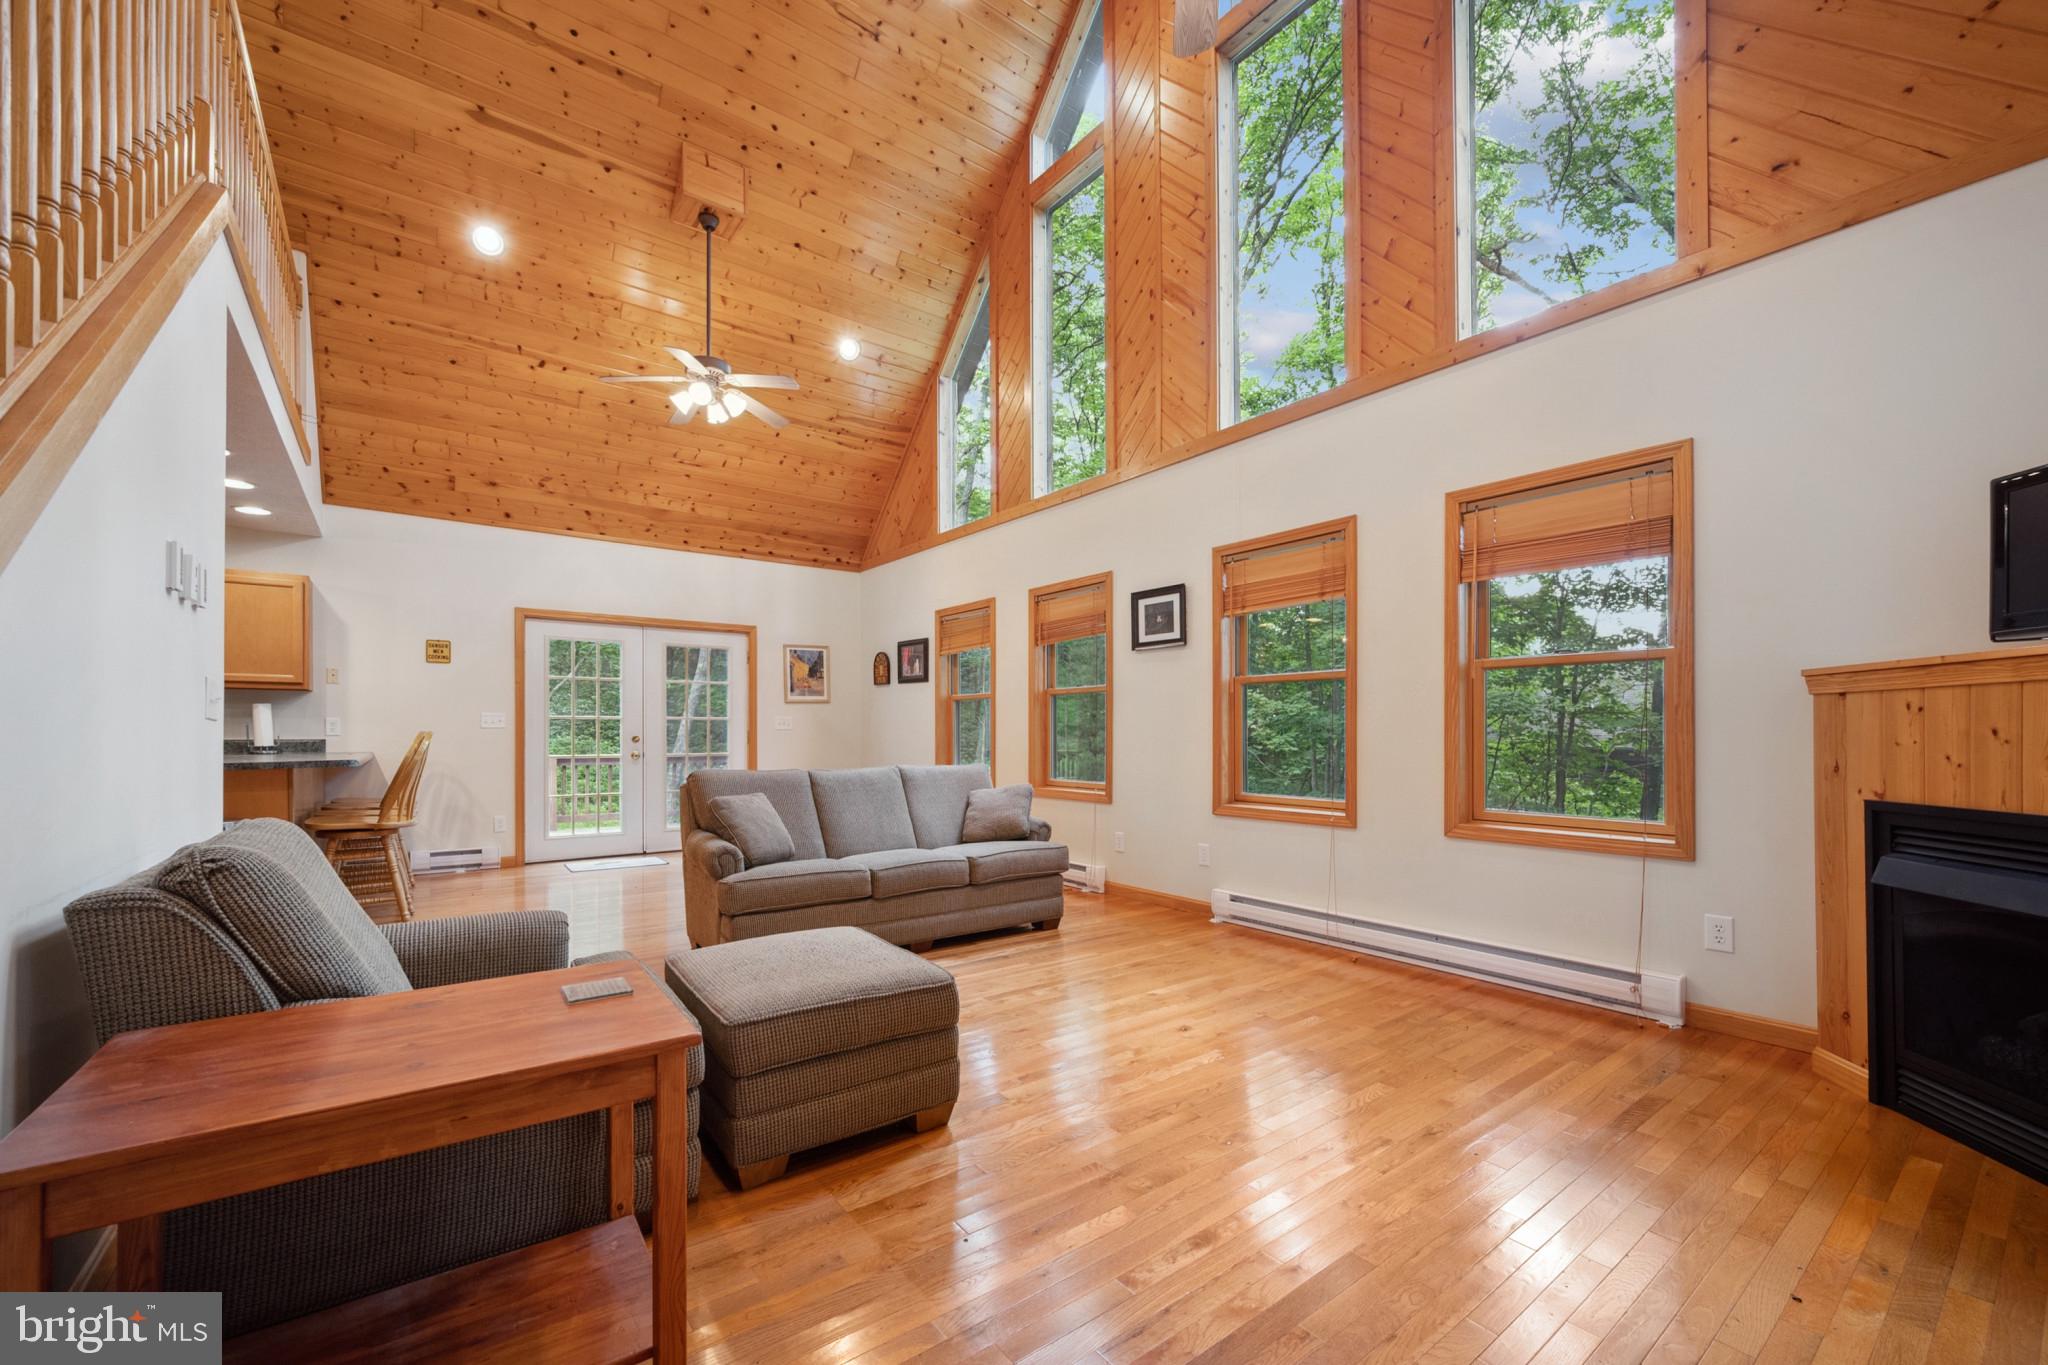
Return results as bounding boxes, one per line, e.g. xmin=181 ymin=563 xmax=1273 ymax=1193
xmin=1034 ymin=0 xmax=1106 ymax=175
xmin=939 ymin=266 xmax=994 ymax=531
xmin=936 ymin=599 xmax=997 ymax=770
xmin=1036 ymin=153 xmax=1108 ymax=496
xmin=1446 ymin=442 xmax=1694 ymax=858
xmin=1218 ymin=0 xmax=1348 ymax=425
xmin=1029 ymin=573 xmax=1112 ymax=800
xmin=1213 ymin=518 xmax=1357 ymax=826
xmin=1455 ymin=0 xmax=1679 ymax=336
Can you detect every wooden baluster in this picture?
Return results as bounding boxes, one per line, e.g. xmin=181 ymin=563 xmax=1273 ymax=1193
xmin=75 ymin=0 xmax=97 ymax=285
xmin=137 ymin=0 xmax=154 ymax=220
xmin=95 ymin=0 xmax=113 ymax=263
xmin=0 ymin=0 xmax=13 ymax=375
xmin=33 ymin=0 xmax=63 ymax=324
xmin=55 ymin=0 xmax=81 ymax=303
xmin=10 ymin=0 xmax=42 ymax=349
xmin=115 ymin=0 xmax=131 ymax=244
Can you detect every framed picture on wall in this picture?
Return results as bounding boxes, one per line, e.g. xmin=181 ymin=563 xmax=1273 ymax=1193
xmin=784 ymin=645 xmax=830 ymax=702
xmin=1131 ymin=584 xmax=1187 ymax=650
xmin=898 ymin=637 xmax=930 ymax=683
xmin=873 ymin=651 xmax=891 ymax=686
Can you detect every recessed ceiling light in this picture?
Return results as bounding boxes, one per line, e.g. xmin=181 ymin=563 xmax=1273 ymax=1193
xmin=233 ymin=505 xmax=273 ymax=517
xmin=470 ymin=223 xmax=507 ymax=258
xmin=836 ymin=336 xmax=861 ymax=362
xmin=224 ymin=476 xmax=255 ymax=490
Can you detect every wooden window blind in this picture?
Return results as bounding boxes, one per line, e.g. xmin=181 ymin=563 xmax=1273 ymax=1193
xmin=938 ymin=603 xmax=994 ymax=655
xmin=1457 ymin=463 xmax=1674 ymax=582
xmin=1033 ymin=580 xmax=1109 ymax=644
xmin=1219 ymin=527 xmax=1349 ymax=616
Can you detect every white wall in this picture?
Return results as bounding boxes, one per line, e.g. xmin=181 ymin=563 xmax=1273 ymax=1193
xmin=862 ymin=160 xmax=2048 ymax=1025
xmin=0 ymin=242 xmax=246 ymax=1130
xmin=226 ymin=508 xmax=866 ymax=857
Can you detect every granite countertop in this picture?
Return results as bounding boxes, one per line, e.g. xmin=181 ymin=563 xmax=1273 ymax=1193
xmin=223 ymin=741 xmax=374 ymax=772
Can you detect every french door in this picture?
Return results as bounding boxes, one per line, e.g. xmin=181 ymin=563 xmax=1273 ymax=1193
xmin=523 ymin=619 xmax=750 ymax=862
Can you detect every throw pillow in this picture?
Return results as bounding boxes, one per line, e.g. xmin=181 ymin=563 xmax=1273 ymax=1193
xmin=960 ymin=783 xmax=1034 ymax=842
xmin=709 ymin=792 xmax=797 ymax=867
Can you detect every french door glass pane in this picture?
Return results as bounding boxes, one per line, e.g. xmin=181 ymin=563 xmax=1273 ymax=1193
xmin=1241 ymin=678 xmax=1346 ymax=801
xmin=546 ymin=635 xmax=624 ymax=837
xmin=1486 ymin=556 xmax=1669 ymax=657
xmin=952 ymin=698 xmax=992 ymax=766
xmin=663 ymin=645 xmax=732 ymax=829
xmin=1483 ymin=659 xmax=1666 ymax=822
xmin=1050 ymin=692 xmax=1107 ymax=784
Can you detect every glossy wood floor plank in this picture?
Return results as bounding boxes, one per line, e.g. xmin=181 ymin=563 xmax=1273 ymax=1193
xmin=409 ymin=862 xmax=2048 ymax=1364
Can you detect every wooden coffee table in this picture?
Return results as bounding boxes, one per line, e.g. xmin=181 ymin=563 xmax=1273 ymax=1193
xmin=0 ymin=959 xmax=698 ymax=1362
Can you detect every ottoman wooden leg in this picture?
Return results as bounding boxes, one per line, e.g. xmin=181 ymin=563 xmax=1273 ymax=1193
xmin=912 ymin=1102 xmax=955 ymax=1134
xmin=734 ymin=1155 xmax=789 ymax=1190
xmin=904 ymin=941 xmax=934 ymax=953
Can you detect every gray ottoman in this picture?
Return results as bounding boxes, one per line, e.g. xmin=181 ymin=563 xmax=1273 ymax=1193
xmin=663 ymin=926 xmax=961 ymax=1189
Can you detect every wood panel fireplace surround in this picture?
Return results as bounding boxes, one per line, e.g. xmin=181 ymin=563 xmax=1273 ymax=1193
xmin=1806 ymin=646 xmax=2048 ymax=1178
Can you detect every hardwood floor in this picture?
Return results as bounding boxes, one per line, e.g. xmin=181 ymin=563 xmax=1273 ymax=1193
xmin=410 ymin=862 xmax=2048 ymax=1365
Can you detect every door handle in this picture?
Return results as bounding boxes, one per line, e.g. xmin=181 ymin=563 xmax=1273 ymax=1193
xmin=630 ymin=751 xmax=642 ymax=761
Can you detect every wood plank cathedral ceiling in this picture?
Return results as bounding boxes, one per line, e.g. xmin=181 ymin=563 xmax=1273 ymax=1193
xmin=244 ymin=0 xmax=1074 ymax=569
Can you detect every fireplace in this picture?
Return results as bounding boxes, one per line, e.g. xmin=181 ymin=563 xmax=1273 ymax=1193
xmin=1867 ymin=802 xmax=2048 ymax=1185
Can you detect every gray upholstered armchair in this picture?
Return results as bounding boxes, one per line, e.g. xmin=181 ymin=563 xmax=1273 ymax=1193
xmin=61 ymin=819 xmax=700 ymax=1338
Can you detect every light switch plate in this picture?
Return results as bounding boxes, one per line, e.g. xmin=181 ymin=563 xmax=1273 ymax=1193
xmin=325 ymin=717 xmax=343 ymax=738
xmin=773 ymin=716 xmax=794 ymax=731
xmin=493 ymin=815 xmax=509 ymax=833
xmin=480 ymin=711 xmax=507 ymax=729
xmin=1114 ymin=831 xmax=1125 ymax=852
xmin=326 ymin=667 xmax=340 ymax=684
xmin=203 ymin=674 xmax=222 ymax=721
xmin=1197 ymin=842 xmax=1211 ymax=867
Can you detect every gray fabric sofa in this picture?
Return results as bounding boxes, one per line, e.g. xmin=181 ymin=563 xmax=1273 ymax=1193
xmin=60 ymin=818 xmax=702 ymax=1337
xmin=680 ymin=764 xmax=1068 ymax=949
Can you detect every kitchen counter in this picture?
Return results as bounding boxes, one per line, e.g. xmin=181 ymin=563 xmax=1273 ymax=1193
xmin=223 ymin=751 xmax=374 ymax=772
xmin=223 ymin=743 xmax=376 ymax=822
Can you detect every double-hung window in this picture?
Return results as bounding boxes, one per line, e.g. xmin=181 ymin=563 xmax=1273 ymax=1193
xmin=1446 ymin=442 xmax=1694 ymax=857
xmin=939 ymin=266 xmax=994 ymax=531
xmin=1030 ymin=573 xmax=1112 ymax=800
xmin=1214 ymin=518 xmax=1357 ymax=826
xmin=1218 ymin=0 xmax=1349 ymax=424
xmin=1455 ymin=0 xmax=1679 ymax=335
xmin=936 ymin=599 xmax=997 ymax=770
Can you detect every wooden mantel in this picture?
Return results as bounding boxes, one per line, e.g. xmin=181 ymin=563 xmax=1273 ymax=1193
xmin=1804 ymin=644 xmax=2048 ymax=1095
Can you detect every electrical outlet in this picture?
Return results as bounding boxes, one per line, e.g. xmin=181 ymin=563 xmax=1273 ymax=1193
xmin=1114 ymin=831 xmax=1125 ymax=853
xmin=479 ymin=711 xmax=506 ymax=729
xmin=324 ymin=716 xmax=342 ymax=738
xmin=1197 ymin=842 xmax=1211 ymax=867
xmin=326 ymin=666 xmax=340 ymax=685
xmin=1704 ymin=914 xmax=1734 ymax=953
xmin=774 ymin=716 xmax=794 ymax=732
xmin=493 ymin=815 xmax=509 ymax=834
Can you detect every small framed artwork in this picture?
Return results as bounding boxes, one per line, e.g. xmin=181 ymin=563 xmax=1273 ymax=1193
xmin=784 ymin=645 xmax=830 ymax=703
xmin=872 ymin=651 xmax=891 ymax=686
xmin=898 ymin=637 xmax=931 ymax=683
xmin=1131 ymin=584 xmax=1188 ymax=650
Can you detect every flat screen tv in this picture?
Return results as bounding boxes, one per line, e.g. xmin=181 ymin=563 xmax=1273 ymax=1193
xmin=1992 ymin=464 xmax=2048 ymax=640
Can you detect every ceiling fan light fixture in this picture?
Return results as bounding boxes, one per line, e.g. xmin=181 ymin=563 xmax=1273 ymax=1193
xmin=721 ymin=391 xmax=747 ymax=418
xmin=669 ymin=391 xmax=696 ymax=418
xmin=705 ymin=403 xmax=730 ymax=426
xmin=687 ymin=379 xmax=715 ymax=407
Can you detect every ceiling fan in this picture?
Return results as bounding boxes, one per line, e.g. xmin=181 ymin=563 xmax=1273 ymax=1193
xmin=601 ymin=210 xmax=799 ymax=430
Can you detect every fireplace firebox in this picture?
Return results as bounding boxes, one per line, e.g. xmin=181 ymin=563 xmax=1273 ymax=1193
xmin=1867 ymin=802 xmax=2048 ymax=1185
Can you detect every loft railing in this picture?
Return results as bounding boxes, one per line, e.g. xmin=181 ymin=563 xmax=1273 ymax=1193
xmin=0 ymin=0 xmax=305 ymax=447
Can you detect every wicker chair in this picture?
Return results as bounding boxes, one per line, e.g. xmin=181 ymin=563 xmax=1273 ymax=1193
xmin=303 ymin=731 xmax=430 ymax=920
xmin=61 ymin=818 xmax=701 ymax=1338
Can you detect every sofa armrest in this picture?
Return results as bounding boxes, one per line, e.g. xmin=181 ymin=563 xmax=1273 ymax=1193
xmin=381 ymin=910 xmax=570 ymax=988
xmin=685 ymin=827 xmax=744 ymax=879
xmin=1028 ymin=817 xmax=1052 ymax=842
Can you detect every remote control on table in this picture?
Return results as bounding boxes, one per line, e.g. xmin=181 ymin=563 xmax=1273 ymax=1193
xmin=561 ymin=976 xmax=634 ymax=1004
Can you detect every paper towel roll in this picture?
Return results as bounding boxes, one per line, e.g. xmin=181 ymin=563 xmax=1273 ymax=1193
xmin=250 ymin=703 xmax=276 ymax=750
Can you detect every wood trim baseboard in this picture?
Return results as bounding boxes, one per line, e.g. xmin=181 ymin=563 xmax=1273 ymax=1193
xmin=1686 ymin=1004 xmax=1817 ymax=1055
xmin=1811 ymin=1046 xmax=1870 ymax=1099
xmin=1104 ymin=880 xmax=1212 ymax=915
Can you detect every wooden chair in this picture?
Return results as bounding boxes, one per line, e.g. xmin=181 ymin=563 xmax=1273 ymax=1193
xmin=303 ymin=732 xmax=432 ymax=921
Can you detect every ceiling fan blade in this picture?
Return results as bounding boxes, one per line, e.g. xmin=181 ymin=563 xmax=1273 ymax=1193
xmin=668 ymin=405 xmax=696 ymax=426
xmin=743 ymin=396 xmax=790 ymax=430
xmin=664 ymin=347 xmax=709 ymax=376
xmin=602 ymin=374 xmax=692 ymax=384
xmin=725 ymin=374 xmax=800 ymax=391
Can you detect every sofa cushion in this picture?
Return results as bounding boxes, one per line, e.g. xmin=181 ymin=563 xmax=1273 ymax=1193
xmin=154 ymin=819 xmax=413 ymax=1002
xmin=898 ymin=765 xmax=992 ymax=849
xmin=688 ymin=769 xmax=828 ymax=861
xmin=842 ymin=848 xmax=970 ymax=899
xmin=961 ymin=783 xmax=1035 ymax=842
xmin=708 ymin=792 xmax=796 ymax=868
xmin=662 ymin=926 xmax=959 ymax=1076
xmin=718 ymin=859 xmax=871 ymax=915
xmin=810 ymin=767 xmax=918 ymax=857
xmin=930 ymin=839 xmax=1070 ymax=885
